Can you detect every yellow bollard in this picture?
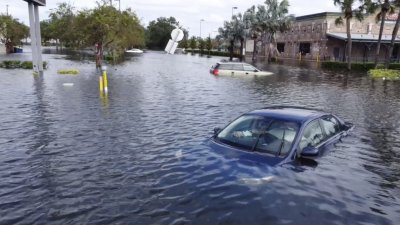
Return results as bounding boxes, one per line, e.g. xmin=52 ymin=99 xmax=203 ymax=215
xmin=103 ymin=70 xmax=108 ymax=93
xmin=99 ymin=76 xmax=104 ymax=92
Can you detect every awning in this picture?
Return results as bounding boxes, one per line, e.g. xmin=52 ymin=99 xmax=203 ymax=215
xmin=327 ymin=32 xmax=400 ymax=43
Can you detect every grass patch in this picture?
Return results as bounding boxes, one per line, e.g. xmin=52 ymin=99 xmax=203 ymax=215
xmin=368 ymin=69 xmax=400 ymax=80
xmin=57 ymin=69 xmax=80 ymax=75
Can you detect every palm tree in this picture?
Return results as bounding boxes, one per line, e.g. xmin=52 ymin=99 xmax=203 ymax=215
xmin=218 ymin=13 xmax=247 ymax=61
xmin=386 ymin=0 xmax=400 ymax=68
xmin=247 ymin=0 xmax=293 ymax=61
xmin=333 ymin=0 xmax=373 ymax=70
xmin=244 ymin=6 xmax=260 ymax=61
xmin=373 ymin=0 xmax=395 ymax=68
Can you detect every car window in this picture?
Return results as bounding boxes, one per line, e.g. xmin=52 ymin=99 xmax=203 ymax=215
xmin=217 ymin=115 xmax=271 ymax=150
xmin=218 ymin=64 xmax=233 ymax=70
xmin=232 ymin=64 xmax=244 ymax=71
xmin=255 ymin=121 xmax=299 ymax=156
xmin=243 ymin=65 xmax=257 ymax=71
xmin=320 ymin=116 xmax=340 ymax=138
xmin=299 ymin=120 xmax=324 ymax=151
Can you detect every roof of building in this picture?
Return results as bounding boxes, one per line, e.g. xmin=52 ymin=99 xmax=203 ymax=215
xmin=296 ymin=12 xmax=342 ymax=21
xmin=327 ymin=32 xmax=400 ymax=43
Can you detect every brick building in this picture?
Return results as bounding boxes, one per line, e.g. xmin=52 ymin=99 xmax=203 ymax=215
xmin=246 ymin=12 xmax=400 ymax=62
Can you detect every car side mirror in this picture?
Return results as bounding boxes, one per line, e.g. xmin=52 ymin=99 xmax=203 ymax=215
xmin=301 ymin=146 xmax=319 ymax=157
xmin=213 ymin=127 xmax=222 ymax=136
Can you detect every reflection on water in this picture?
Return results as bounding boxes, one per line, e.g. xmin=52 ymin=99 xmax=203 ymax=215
xmin=0 ymin=51 xmax=399 ymax=224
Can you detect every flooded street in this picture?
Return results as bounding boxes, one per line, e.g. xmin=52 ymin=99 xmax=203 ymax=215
xmin=0 ymin=51 xmax=399 ymax=224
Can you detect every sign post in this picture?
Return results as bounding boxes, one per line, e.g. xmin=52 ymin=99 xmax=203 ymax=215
xmin=23 ymin=0 xmax=46 ymax=73
xmin=165 ymin=28 xmax=184 ymax=54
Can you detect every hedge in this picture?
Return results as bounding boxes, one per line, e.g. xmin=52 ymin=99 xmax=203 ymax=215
xmin=0 ymin=60 xmax=48 ymax=69
xmin=321 ymin=61 xmax=400 ymax=72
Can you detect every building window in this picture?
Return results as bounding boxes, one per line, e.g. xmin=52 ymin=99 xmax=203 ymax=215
xmin=299 ymin=43 xmax=310 ymax=55
xmin=277 ymin=43 xmax=285 ymax=53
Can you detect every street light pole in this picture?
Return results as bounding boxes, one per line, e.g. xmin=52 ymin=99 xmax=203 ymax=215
xmin=200 ymin=19 xmax=204 ymax=38
xmin=115 ymin=0 xmax=121 ymax=12
xmin=232 ymin=6 xmax=237 ymax=18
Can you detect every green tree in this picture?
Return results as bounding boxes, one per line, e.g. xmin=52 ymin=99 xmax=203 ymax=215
xmin=206 ymin=36 xmax=212 ymax=55
xmin=48 ymin=2 xmax=76 ymax=48
xmin=198 ymin=37 xmax=205 ymax=54
xmin=0 ymin=15 xmax=29 ymax=53
xmin=251 ymin=0 xmax=293 ymax=61
xmin=334 ymin=0 xmax=373 ymax=70
xmin=189 ymin=36 xmax=197 ymax=49
xmin=386 ymin=0 xmax=400 ymax=68
xmin=372 ymin=0 xmax=395 ymax=67
xmin=218 ymin=13 xmax=247 ymax=61
xmin=146 ymin=17 xmax=179 ymax=50
xmin=178 ymin=29 xmax=189 ymax=49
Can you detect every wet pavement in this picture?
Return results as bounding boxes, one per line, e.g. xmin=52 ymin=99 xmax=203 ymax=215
xmin=0 ymin=50 xmax=399 ymax=224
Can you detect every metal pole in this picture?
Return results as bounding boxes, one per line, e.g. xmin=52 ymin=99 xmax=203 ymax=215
xmin=34 ymin=4 xmax=43 ymax=72
xmin=28 ymin=2 xmax=39 ymax=72
xmin=6 ymin=4 xmax=8 ymax=16
xmin=232 ymin=7 xmax=237 ymax=18
xmin=200 ymin=19 xmax=204 ymax=38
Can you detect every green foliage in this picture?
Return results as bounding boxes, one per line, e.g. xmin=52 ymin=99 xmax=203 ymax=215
xmin=58 ymin=69 xmax=80 ymax=74
xmin=42 ymin=3 xmax=145 ymax=57
xmin=146 ymin=17 xmax=180 ymax=50
xmin=198 ymin=38 xmax=205 ymax=53
xmin=368 ymin=69 xmax=400 ymax=80
xmin=321 ymin=61 xmax=375 ymax=71
xmin=0 ymin=61 xmax=47 ymax=69
xmin=189 ymin=36 xmax=197 ymax=49
xmin=0 ymin=15 xmax=29 ymax=53
xmin=206 ymin=37 xmax=212 ymax=52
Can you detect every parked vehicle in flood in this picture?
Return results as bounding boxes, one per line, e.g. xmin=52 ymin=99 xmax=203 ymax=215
xmin=209 ymin=106 xmax=354 ymax=166
xmin=210 ymin=62 xmax=273 ymax=76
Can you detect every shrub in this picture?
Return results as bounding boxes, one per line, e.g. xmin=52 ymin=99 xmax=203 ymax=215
xmin=368 ymin=69 xmax=400 ymax=80
xmin=57 ymin=69 xmax=80 ymax=75
xmin=321 ymin=61 xmax=375 ymax=72
xmin=0 ymin=60 xmax=48 ymax=69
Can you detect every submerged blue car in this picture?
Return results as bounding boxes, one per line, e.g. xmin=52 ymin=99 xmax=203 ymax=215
xmin=209 ymin=106 xmax=354 ymax=166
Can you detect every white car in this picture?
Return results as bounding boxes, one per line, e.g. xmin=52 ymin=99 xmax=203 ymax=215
xmin=210 ymin=62 xmax=273 ymax=76
xmin=125 ymin=48 xmax=144 ymax=55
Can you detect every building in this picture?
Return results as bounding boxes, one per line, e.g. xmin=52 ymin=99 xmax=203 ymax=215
xmin=246 ymin=12 xmax=400 ymax=62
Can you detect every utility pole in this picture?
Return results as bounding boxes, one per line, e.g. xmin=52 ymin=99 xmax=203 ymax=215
xmin=116 ymin=0 xmax=121 ymax=12
xmin=6 ymin=4 xmax=9 ymax=16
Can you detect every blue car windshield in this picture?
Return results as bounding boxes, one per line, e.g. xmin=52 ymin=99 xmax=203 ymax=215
xmin=216 ymin=115 xmax=300 ymax=156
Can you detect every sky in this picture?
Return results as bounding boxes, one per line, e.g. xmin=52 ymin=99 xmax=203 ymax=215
xmin=2 ymin=0 xmax=339 ymax=38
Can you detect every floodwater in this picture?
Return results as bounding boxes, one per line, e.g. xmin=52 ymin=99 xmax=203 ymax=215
xmin=0 ymin=50 xmax=399 ymax=225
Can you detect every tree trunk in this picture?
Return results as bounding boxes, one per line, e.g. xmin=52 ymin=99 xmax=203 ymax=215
xmin=375 ymin=11 xmax=387 ymax=68
xmin=346 ymin=17 xmax=352 ymax=70
xmin=252 ymin=38 xmax=257 ymax=61
xmin=239 ymin=38 xmax=244 ymax=62
xmin=386 ymin=10 xmax=400 ymax=69
xmin=5 ymin=41 xmax=13 ymax=54
xmin=229 ymin=39 xmax=234 ymax=61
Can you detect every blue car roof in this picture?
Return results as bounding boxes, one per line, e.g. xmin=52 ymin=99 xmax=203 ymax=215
xmin=247 ymin=106 xmax=327 ymax=124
